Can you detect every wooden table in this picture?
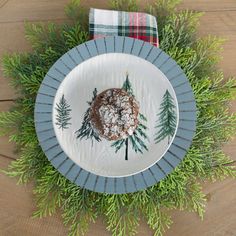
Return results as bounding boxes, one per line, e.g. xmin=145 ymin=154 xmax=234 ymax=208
xmin=0 ymin=0 xmax=235 ymax=235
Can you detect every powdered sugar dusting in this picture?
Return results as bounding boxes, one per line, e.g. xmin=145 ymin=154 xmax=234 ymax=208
xmin=90 ymin=88 xmax=139 ymax=140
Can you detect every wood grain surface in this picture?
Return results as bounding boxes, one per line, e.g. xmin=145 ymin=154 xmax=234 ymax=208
xmin=0 ymin=0 xmax=235 ymax=235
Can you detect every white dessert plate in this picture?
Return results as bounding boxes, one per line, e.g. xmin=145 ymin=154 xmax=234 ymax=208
xmin=53 ymin=53 xmax=179 ymax=177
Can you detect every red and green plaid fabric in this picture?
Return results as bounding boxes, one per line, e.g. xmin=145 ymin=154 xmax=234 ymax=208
xmin=89 ymin=8 xmax=159 ymax=47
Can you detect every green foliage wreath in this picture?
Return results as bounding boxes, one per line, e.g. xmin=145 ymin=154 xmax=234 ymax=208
xmin=0 ymin=0 xmax=236 ymax=235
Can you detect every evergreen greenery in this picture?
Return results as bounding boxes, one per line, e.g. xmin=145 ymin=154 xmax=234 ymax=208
xmin=111 ymin=74 xmax=149 ymax=160
xmin=75 ymin=88 xmax=101 ymax=143
xmin=55 ymin=94 xmax=72 ymax=130
xmin=122 ymin=73 xmax=134 ymax=95
xmin=155 ymin=89 xmax=177 ymax=144
xmin=0 ymin=0 xmax=236 ymax=236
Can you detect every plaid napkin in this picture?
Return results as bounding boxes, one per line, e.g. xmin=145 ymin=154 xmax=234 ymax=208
xmin=89 ymin=8 xmax=159 ymax=47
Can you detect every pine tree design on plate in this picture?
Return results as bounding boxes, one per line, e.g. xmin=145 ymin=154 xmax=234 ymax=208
xmin=111 ymin=73 xmax=149 ymax=160
xmin=155 ymin=89 xmax=177 ymax=144
xmin=55 ymin=94 xmax=72 ymax=130
xmin=75 ymin=88 xmax=101 ymax=143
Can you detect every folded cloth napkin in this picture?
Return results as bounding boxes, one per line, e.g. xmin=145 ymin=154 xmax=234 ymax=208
xmin=89 ymin=8 xmax=159 ymax=47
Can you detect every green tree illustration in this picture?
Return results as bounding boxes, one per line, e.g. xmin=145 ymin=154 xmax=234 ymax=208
xmin=75 ymin=88 xmax=101 ymax=143
xmin=155 ymin=89 xmax=177 ymax=144
xmin=111 ymin=74 xmax=149 ymax=160
xmin=55 ymin=94 xmax=72 ymax=130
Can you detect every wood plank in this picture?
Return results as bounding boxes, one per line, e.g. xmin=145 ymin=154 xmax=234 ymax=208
xmin=0 ymin=135 xmax=17 ymax=159
xmin=0 ymin=157 xmax=68 ymax=236
xmin=1 ymin=0 xmax=236 ymax=25
xmin=0 ymin=101 xmax=14 ymax=111
xmin=166 ymin=178 xmax=236 ymax=236
xmin=0 ymin=19 xmax=67 ymax=100
xmin=197 ymin=11 xmax=236 ymax=78
xmin=223 ymin=140 xmax=236 ymax=161
xmin=0 ymin=0 xmax=110 ymax=23
xmin=0 ymin=0 xmax=8 ymax=8
xmin=0 ymin=22 xmax=31 ymax=56
xmin=180 ymin=0 xmax=236 ymax=11
xmin=1 ymin=0 xmax=236 ymax=24
xmin=0 ymin=22 xmax=31 ymax=100
xmin=0 ymin=0 xmax=68 ymax=23
xmin=0 ymin=74 xmax=16 ymax=100
xmin=0 ymin=101 xmax=17 ymax=159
